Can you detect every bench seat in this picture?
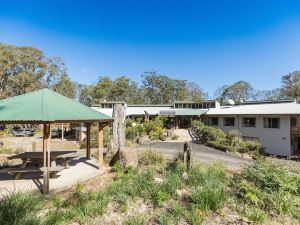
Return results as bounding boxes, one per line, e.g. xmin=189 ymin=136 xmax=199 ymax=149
xmin=0 ymin=166 xmax=64 ymax=173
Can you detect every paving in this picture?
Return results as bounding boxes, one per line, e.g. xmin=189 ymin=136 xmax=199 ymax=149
xmin=137 ymin=141 xmax=250 ymax=170
xmin=0 ymin=153 xmax=105 ymax=196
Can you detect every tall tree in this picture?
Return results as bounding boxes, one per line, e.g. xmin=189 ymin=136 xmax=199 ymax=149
xmin=92 ymin=76 xmax=142 ymax=103
xmin=0 ymin=43 xmax=66 ymax=98
xmin=141 ymin=71 xmax=206 ymax=104
xmin=142 ymin=71 xmax=174 ymax=104
xmin=187 ymin=82 xmax=206 ymax=102
xmin=52 ymin=74 xmax=75 ymax=99
xmin=217 ymin=81 xmax=253 ymax=103
xmin=253 ymin=88 xmax=283 ymax=101
xmin=79 ymin=85 xmax=94 ymax=106
xmin=281 ymin=70 xmax=300 ymax=98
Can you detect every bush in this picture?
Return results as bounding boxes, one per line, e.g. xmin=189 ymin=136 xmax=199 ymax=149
xmin=126 ymin=120 xmax=146 ymax=140
xmin=0 ymin=146 xmax=13 ymax=154
xmin=191 ymin=120 xmax=263 ymax=155
xmin=80 ymin=125 xmax=110 ymax=149
xmin=144 ymin=117 xmax=167 ymax=141
xmin=233 ymin=160 xmax=300 ymax=219
xmin=138 ymin=149 xmax=165 ymax=166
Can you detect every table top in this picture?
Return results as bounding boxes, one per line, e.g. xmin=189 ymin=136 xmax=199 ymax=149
xmin=8 ymin=151 xmax=77 ymax=160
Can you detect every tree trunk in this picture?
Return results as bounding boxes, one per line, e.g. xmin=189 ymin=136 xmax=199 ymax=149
xmin=110 ymin=103 xmax=126 ymax=153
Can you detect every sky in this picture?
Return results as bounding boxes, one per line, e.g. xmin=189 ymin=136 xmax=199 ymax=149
xmin=1 ymin=0 xmax=300 ymax=97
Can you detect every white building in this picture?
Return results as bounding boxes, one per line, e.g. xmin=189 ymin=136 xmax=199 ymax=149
xmin=92 ymin=99 xmax=300 ymax=157
xmin=203 ymin=100 xmax=300 ymax=157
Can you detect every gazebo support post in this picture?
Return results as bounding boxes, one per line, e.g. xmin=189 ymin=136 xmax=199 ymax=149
xmin=43 ymin=123 xmax=50 ymax=194
xmin=86 ymin=123 xmax=91 ymax=159
xmin=98 ymin=122 xmax=104 ymax=169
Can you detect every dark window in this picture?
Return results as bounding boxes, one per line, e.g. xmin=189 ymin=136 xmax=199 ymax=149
xmin=224 ymin=117 xmax=235 ymax=126
xmin=242 ymin=117 xmax=256 ymax=127
xmin=291 ymin=117 xmax=297 ymax=127
xmin=264 ymin=118 xmax=280 ymax=128
xmin=211 ymin=117 xmax=219 ymax=126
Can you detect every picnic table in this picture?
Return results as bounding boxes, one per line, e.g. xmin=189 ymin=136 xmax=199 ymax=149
xmin=2 ymin=151 xmax=77 ymax=179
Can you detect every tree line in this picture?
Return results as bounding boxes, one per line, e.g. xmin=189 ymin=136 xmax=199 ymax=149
xmin=1 ymin=42 xmax=299 ymax=105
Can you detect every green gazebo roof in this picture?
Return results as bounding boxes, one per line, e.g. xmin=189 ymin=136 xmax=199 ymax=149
xmin=0 ymin=88 xmax=113 ymax=123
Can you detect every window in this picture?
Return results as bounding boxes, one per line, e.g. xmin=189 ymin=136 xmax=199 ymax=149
xmin=242 ymin=117 xmax=256 ymax=127
xmin=224 ymin=117 xmax=235 ymax=126
xmin=291 ymin=117 xmax=297 ymax=127
xmin=211 ymin=117 xmax=219 ymax=126
xmin=264 ymin=118 xmax=280 ymax=128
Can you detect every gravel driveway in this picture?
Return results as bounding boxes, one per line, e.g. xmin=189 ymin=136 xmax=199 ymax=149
xmin=137 ymin=141 xmax=250 ymax=170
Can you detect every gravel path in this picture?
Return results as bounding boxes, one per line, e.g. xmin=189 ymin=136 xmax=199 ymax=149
xmin=137 ymin=141 xmax=250 ymax=171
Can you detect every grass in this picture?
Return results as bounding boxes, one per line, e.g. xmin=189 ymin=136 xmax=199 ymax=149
xmin=138 ymin=149 xmax=165 ymax=166
xmin=0 ymin=152 xmax=299 ymax=224
xmin=0 ymin=146 xmax=13 ymax=154
xmin=0 ymin=192 xmax=41 ymax=225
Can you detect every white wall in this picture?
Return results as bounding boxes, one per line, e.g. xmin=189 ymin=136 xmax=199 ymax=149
xmin=210 ymin=115 xmax=291 ymax=156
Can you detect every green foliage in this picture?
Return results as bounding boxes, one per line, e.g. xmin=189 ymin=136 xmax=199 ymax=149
xmin=0 ymin=43 xmax=67 ymax=99
xmin=80 ymin=125 xmax=110 ymax=149
xmin=233 ymin=159 xmax=300 ymax=220
xmin=0 ymin=192 xmax=41 ymax=225
xmin=216 ymin=80 xmax=253 ymax=103
xmin=0 ymin=127 xmax=12 ymax=137
xmin=0 ymin=146 xmax=13 ymax=154
xmin=138 ymin=149 xmax=165 ymax=166
xmin=191 ymin=120 xmax=263 ymax=155
xmin=126 ymin=120 xmax=146 ymax=140
xmin=123 ymin=215 xmax=146 ymax=225
xmin=144 ymin=116 xmax=167 ymax=141
xmin=52 ymin=74 xmax=75 ymax=99
xmin=142 ymin=71 xmax=205 ymax=104
xmin=245 ymin=207 xmax=267 ymax=224
xmin=153 ymin=190 xmax=168 ymax=206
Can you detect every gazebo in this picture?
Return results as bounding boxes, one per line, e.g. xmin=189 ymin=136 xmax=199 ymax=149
xmin=0 ymin=88 xmax=113 ymax=193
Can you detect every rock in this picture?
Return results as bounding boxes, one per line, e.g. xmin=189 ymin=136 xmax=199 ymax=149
xmin=119 ymin=147 xmax=138 ymax=168
xmin=182 ymin=172 xmax=188 ymax=180
xmin=167 ymin=130 xmax=175 ymax=138
xmin=137 ymin=135 xmax=150 ymax=145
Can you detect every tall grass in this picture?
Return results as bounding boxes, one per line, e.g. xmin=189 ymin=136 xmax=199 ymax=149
xmin=0 ymin=192 xmax=41 ymax=225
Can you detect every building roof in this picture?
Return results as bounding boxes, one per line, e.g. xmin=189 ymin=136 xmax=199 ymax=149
xmin=0 ymin=88 xmax=113 ymax=123
xmin=175 ymin=109 xmax=208 ymax=116
xmin=206 ymin=102 xmax=300 ymax=115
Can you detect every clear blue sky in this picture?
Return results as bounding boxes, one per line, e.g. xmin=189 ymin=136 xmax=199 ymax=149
xmin=1 ymin=0 xmax=300 ymax=97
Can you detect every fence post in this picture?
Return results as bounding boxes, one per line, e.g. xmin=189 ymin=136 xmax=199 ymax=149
xmin=183 ymin=142 xmax=192 ymax=170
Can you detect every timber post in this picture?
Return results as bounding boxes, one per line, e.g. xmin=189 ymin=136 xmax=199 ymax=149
xmin=86 ymin=123 xmax=91 ymax=159
xmin=98 ymin=122 xmax=104 ymax=169
xmin=43 ymin=123 xmax=50 ymax=194
xmin=183 ymin=142 xmax=192 ymax=170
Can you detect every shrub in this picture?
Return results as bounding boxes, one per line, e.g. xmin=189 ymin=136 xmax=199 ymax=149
xmin=80 ymin=125 xmax=110 ymax=149
xmin=245 ymin=207 xmax=267 ymax=223
xmin=123 ymin=215 xmax=146 ymax=225
xmin=234 ymin=159 xmax=300 ymax=218
xmin=149 ymin=127 xmax=166 ymax=141
xmin=126 ymin=120 xmax=146 ymax=140
xmin=138 ymin=149 xmax=165 ymax=166
xmin=191 ymin=120 xmax=264 ymax=155
xmin=189 ymin=184 xmax=226 ymax=211
xmin=0 ymin=146 xmax=13 ymax=154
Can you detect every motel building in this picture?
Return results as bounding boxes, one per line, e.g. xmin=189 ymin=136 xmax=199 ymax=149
xmin=92 ymin=99 xmax=300 ymax=157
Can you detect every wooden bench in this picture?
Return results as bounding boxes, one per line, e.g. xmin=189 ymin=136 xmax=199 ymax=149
xmin=0 ymin=166 xmax=64 ymax=179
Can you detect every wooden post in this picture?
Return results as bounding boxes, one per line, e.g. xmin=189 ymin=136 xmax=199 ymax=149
xmin=183 ymin=142 xmax=192 ymax=170
xmin=86 ymin=123 xmax=91 ymax=159
xmin=43 ymin=123 xmax=50 ymax=194
xmin=61 ymin=123 xmax=64 ymax=140
xmin=98 ymin=122 xmax=104 ymax=169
